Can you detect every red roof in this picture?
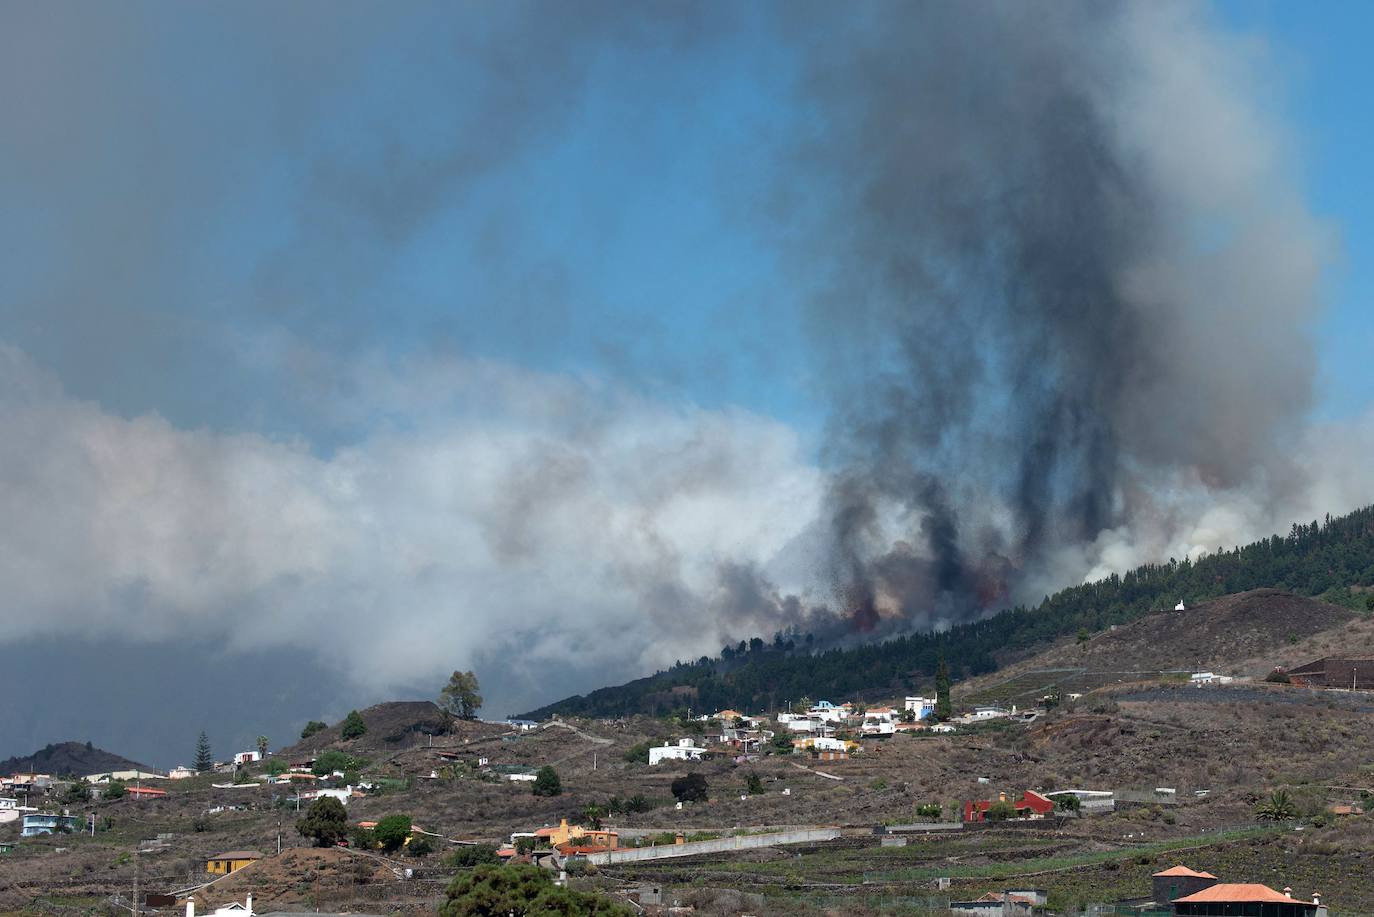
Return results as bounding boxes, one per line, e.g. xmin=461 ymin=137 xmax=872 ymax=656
xmin=1154 ymin=865 xmax=1218 ymax=879
xmin=1174 ymin=884 xmax=1304 ymax=904
xmin=125 ymin=786 xmax=167 ymax=797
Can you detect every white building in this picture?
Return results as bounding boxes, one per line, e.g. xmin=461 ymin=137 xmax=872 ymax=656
xmin=648 ymin=738 xmax=707 ymax=766
xmin=1189 ymin=672 xmax=1234 ymax=686
xmin=233 ymin=751 xmax=262 ymax=765
xmin=167 ymin=766 xmax=196 ymax=780
xmin=904 ymin=696 xmax=937 ymax=719
xmin=84 ymin=770 xmax=166 ymax=784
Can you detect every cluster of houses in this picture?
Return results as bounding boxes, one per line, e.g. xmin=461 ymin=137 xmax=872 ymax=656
xmin=636 ymin=696 xmax=973 ymax=765
xmin=497 ymin=817 xmax=622 ymax=860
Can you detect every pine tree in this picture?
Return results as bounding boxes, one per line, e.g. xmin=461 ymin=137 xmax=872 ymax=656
xmin=194 ymin=731 xmax=214 ymax=772
xmin=935 ymin=656 xmax=952 ymax=721
xmin=341 ymin=710 xmax=368 ymax=740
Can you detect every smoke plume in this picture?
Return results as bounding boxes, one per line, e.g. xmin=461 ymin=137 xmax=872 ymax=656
xmin=778 ymin=1 xmax=1331 ymax=629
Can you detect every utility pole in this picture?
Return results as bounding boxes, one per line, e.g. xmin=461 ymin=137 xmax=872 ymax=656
xmin=132 ymin=849 xmax=139 ymax=917
xmin=277 ymin=815 xmax=282 ymax=855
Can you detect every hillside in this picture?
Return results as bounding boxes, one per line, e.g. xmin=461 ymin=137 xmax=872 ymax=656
xmin=0 ymin=741 xmax=149 ymax=777
xmin=280 ymin=700 xmax=455 ymax=759
xmin=523 ymin=505 xmax=1374 ymax=719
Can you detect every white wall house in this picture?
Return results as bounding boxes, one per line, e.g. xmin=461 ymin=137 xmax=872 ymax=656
xmin=649 ymin=739 xmax=707 ymax=766
xmin=233 ymin=751 xmax=262 ymax=765
xmin=904 ymin=696 xmax=937 ymax=719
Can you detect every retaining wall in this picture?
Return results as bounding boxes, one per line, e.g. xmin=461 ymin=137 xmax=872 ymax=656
xmin=585 ymin=828 xmax=841 ymax=865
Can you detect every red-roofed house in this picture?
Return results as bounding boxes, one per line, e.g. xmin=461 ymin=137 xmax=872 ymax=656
xmin=1153 ymin=865 xmax=1217 ymax=905
xmin=124 ymin=786 xmax=168 ymax=799
xmin=1173 ymin=883 xmax=1324 ymax=916
xmin=963 ymin=790 xmax=1055 ymax=822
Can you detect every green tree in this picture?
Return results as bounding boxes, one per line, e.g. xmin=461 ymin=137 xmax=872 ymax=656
xmin=194 ymin=731 xmax=214 ymax=772
xmin=266 ymin=758 xmax=288 ymax=777
xmin=296 ymin=796 xmax=349 ymax=847
xmin=407 ymin=834 xmax=434 ymax=856
xmin=256 ymin=735 xmax=269 ymax=757
xmin=671 ymin=772 xmax=708 ymax=803
xmin=531 ymin=766 xmax=561 ymax=797
xmin=1255 ymin=789 xmax=1298 ymax=821
xmin=439 ymin=670 xmax=484 ymax=720
xmin=445 ymin=844 xmax=500 ymax=868
xmin=349 ymin=822 xmax=376 ymax=849
xmin=439 ymin=864 xmax=632 ymax=917
xmin=103 ymin=779 xmax=127 ymax=800
xmin=312 ymin=749 xmax=364 ymax=777
xmin=768 ymin=732 xmax=794 ymax=754
xmin=374 ymin=814 xmax=413 ymax=852
xmin=63 ymin=781 xmax=91 ymax=805
xmin=341 ymin=710 xmax=368 ymax=740
xmin=583 ymin=804 xmax=604 ymax=830
xmin=935 ymin=657 xmax=952 ymax=721
xmin=744 ymin=773 xmax=764 ymax=795
xmin=300 ymin=720 xmax=328 ymax=740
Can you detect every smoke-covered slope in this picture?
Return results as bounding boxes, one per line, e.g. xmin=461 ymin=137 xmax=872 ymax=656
xmin=522 ymin=504 xmax=1374 ymax=719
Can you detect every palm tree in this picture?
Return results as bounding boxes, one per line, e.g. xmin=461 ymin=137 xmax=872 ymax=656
xmin=1255 ymin=789 xmax=1298 ymax=821
xmin=256 ymin=735 xmax=269 ymax=757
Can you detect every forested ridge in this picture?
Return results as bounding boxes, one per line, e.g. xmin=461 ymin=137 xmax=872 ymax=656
xmin=522 ymin=505 xmax=1374 ymax=719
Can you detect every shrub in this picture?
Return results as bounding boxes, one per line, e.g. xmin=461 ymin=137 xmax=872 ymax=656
xmin=915 ymin=803 xmax=942 ymax=818
xmin=446 ymin=844 xmax=500 ymax=868
xmin=407 ymin=834 xmax=434 ymax=857
xmin=300 ymin=720 xmax=328 ymax=740
xmin=532 ymin=766 xmax=562 ymax=797
xmin=104 ymin=780 xmax=127 ymax=800
xmin=985 ymin=799 xmax=1019 ymax=821
xmin=1055 ymin=795 xmax=1081 ymax=812
xmin=745 ymin=773 xmax=764 ymax=795
xmin=622 ymin=741 xmax=652 ymax=764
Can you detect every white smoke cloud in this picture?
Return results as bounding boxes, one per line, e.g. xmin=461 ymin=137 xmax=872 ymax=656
xmin=0 ymin=344 xmax=822 ymax=710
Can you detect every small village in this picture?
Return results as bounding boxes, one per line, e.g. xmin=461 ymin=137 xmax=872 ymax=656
xmin=3 ymin=605 xmax=1373 ymax=917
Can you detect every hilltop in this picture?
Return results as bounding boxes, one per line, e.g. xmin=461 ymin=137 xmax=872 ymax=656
xmin=523 ymin=505 xmax=1374 ymax=719
xmin=281 ymin=701 xmax=454 ymax=759
xmin=0 ymin=741 xmax=149 ymax=777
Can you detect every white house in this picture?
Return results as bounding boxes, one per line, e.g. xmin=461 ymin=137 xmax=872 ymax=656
xmin=233 ymin=751 xmax=262 ymax=765
xmin=301 ymin=786 xmax=355 ymax=804
xmin=861 ymin=707 xmax=897 ymax=736
xmin=796 ymin=736 xmax=850 ymax=752
xmin=807 ymin=701 xmax=851 ymax=724
xmin=167 ymin=766 xmax=196 ymax=780
xmin=185 ymin=894 xmax=259 ymax=917
xmin=968 ymin=706 xmax=1009 ymax=721
xmin=84 ymin=770 xmax=165 ymax=784
xmin=904 ymin=696 xmax=937 ymax=720
xmin=929 ymin=723 xmax=956 ymax=734
xmin=648 ymin=738 xmax=707 ymax=766
xmin=1189 ymin=671 xmax=1234 ymax=686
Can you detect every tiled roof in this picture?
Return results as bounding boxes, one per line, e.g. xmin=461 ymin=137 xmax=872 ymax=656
xmin=1153 ymin=865 xmax=1217 ymax=879
xmin=1174 ymin=883 xmax=1304 ymax=904
xmin=208 ymin=851 xmax=264 ymax=861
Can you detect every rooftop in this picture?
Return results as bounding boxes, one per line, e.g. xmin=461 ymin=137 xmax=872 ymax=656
xmin=1174 ymin=884 xmax=1308 ymax=904
xmin=207 ymin=850 xmax=264 ymax=861
xmin=1153 ymin=865 xmax=1218 ymax=879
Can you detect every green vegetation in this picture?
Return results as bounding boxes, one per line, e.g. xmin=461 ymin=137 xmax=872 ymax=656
xmin=103 ymin=780 xmax=126 ymax=800
xmin=374 ymin=813 xmax=413 ymax=852
xmin=407 ymin=834 xmax=434 ymax=856
xmin=522 ymin=505 xmax=1374 ymax=719
xmin=622 ymin=740 xmax=652 ymax=764
xmin=935 ymin=656 xmax=952 ymax=720
xmin=671 ymin=772 xmax=708 ymax=803
xmin=439 ymin=864 xmax=632 ymax=916
xmin=256 ymin=735 xmax=269 ymax=756
xmin=445 ymin=844 xmax=500 ymax=868
xmin=984 ymin=799 xmax=1018 ymax=820
xmin=340 ymin=710 xmax=368 ymax=739
xmin=296 ymin=797 xmax=348 ymax=847
xmin=300 ymin=720 xmax=328 ymax=739
xmin=531 ymin=765 xmax=561 ymax=797
xmin=193 ymin=731 xmax=214 ymax=772
xmin=744 ymin=772 xmax=764 ymax=795
xmin=439 ymin=670 xmax=483 ymax=719
xmin=1255 ymin=789 xmax=1298 ymax=821
xmin=312 ymin=748 xmax=367 ymax=776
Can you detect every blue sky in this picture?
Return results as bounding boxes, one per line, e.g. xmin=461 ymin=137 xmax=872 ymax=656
xmin=1217 ymin=0 xmax=1374 ymax=418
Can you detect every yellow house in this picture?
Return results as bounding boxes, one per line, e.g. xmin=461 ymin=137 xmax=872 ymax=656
xmin=205 ymin=850 xmax=263 ymax=875
xmin=534 ymin=818 xmax=619 ymax=850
